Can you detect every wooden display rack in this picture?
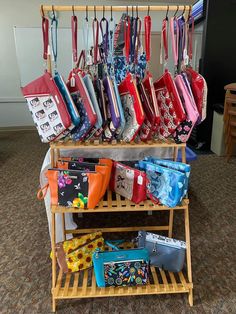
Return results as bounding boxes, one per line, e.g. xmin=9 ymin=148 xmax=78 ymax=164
xmin=49 ymin=140 xmax=193 ymax=312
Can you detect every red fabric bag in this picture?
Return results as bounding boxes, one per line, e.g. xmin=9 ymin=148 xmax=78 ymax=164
xmin=110 ymin=161 xmax=147 ymax=204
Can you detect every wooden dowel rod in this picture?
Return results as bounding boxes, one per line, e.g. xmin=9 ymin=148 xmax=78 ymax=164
xmin=41 ymin=5 xmax=191 ymax=13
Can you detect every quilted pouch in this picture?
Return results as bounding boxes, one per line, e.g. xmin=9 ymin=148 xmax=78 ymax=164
xmin=110 ymin=161 xmax=146 ymax=204
xmin=93 ymin=242 xmax=149 ymax=287
xmin=137 ymin=231 xmax=186 ymax=272
xmin=21 ymin=71 xmax=72 ymax=143
xmin=55 ymin=232 xmax=104 ymax=273
xmin=46 ymin=168 xmax=103 ymax=209
xmin=138 ymin=160 xmax=186 ymax=207
xmin=118 ymin=73 xmax=145 ymax=142
xmin=67 ymin=71 xmax=97 ymax=141
xmin=54 ymin=72 xmax=80 ymax=127
xmin=57 ymin=160 xmax=111 ymax=199
xmin=83 ymin=74 xmax=103 ymax=139
xmin=144 ymin=157 xmax=191 ymax=198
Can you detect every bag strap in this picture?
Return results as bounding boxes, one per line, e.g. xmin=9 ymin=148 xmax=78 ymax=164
xmin=92 ymin=17 xmax=99 ymax=65
xmin=160 ymin=17 xmax=168 ymax=67
xmin=144 ymin=15 xmax=151 ymax=63
xmin=50 ymin=12 xmax=58 ymax=71
xmin=76 ymin=50 xmax=86 ymax=70
xmin=170 ymin=16 xmax=179 ymax=71
xmin=71 ymin=14 xmax=78 ymax=64
xmin=130 ymin=16 xmax=138 ymax=64
xmin=188 ymin=14 xmax=194 ymax=65
xmin=37 ymin=183 xmax=49 ymax=200
xmin=124 ymin=15 xmax=131 ymax=63
xmin=135 ymin=17 xmax=142 ymax=64
xmin=105 ymin=240 xmax=125 ymax=251
xmin=42 ymin=16 xmax=49 ymax=61
xmin=100 ymin=17 xmax=109 ymax=63
xmin=83 ymin=17 xmax=90 ymax=66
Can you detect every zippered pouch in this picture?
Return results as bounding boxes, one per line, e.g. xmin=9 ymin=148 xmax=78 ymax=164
xmin=144 ymin=157 xmax=190 ymax=196
xmin=93 ymin=245 xmax=149 ymax=287
xmin=46 ymin=168 xmax=103 ymax=209
xmin=138 ymin=160 xmax=186 ymax=207
xmin=67 ymin=71 xmax=97 ymax=141
xmin=103 ymin=75 xmax=121 ymax=130
xmin=21 ymin=71 xmax=72 ymax=143
xmin=110 ymin=161 xmax=146 ymax=204
xmin=57 ymin=160 xmax=111 ymax=199
xmin=54 ymin=72 xmax=80 ymax=127
xmin=118 ymin=73 xmax=145 ymax=142
xmin=83 ymin=74 xmax=103 ymax=139
xmin=55 ymin=232 xmax=104 ymax=273
xmin=137 ymin=231 xmax=186 ymax=272
xmin=154 ymin=70 xmax=186 ymax=139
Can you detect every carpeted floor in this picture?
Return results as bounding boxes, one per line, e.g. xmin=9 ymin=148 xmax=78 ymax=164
xmin=0 ymin=131 xmax=236 ymax=314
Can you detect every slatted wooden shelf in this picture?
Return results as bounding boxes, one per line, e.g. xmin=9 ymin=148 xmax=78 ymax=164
xmin=52 ymin=190 xmax=189 ymax=213
xmin=53 ymin=242 xmax=192 ymax=300
xmin=50 ymin=139 xmax=186 ymax=150
xmin=53 ymin=268 xmax=192 ymax=300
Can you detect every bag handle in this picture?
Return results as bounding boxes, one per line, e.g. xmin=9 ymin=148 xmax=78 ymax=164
xmin=42 ymin=16 xmax=49 ymax=61
xmin=124 ymin=15 xmax=131 ymax=63
xmin=50 ymin=10 xmax=58 ymax=71
xmin=71 ymin=13 xmax=78 ymax=64
xmin=83 ymin=17 xmax=91 ymax=66
xmin=100 ymin=17 xmax=109 ymax=63
xmin=92 ymin=15 xmax=99 ymax=65
xmin=105 ymin=240 xmax=125 ymax=251
xmin=135 ymin=16 xmax=142 ymax=65
xmin=160 ymin=17 xmax=168 ymax=67
xmin=144 ymin=14 xmax=151 ymax=63
xmin=170 ymin=16 xmax=179 ymax=70
xmin=37 ymin=183 xmax=49 ymax=200
xmin=188 ymin=14 xmax=194 ymax=65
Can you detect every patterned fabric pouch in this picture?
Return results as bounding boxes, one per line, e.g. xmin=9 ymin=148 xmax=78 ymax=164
xmin=54 ymin=232 xmax=104 ymax=273
xmin=93 ymin=242 xmax=149 ymax=287
xmin=110 ymin=161 xmax=147 ymax=204
xmin=56 ymin=160 xmax=111 ymax=199
xmin=138 ymin=160 xmax=186 ymax=207
xmin=46 ymin=168 xmax=103 ymax=209
xmin=118 ymin=73 xmax=145 ymax=142
xmin=144 ymin=157 xmax=190 ymax=199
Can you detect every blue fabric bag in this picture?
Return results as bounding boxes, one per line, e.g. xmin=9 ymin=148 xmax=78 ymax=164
xmin=54 ymin=73 xmax=80 ymax=126
xmin=92 ymin=242 xmax=149 ymax=287
xmin=138 ymin=160 xmax=186 ymax=207
xmin=144 ymin=157 xmax=191 ymax=197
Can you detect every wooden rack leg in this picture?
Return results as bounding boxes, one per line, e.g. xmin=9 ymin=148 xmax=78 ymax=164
xmin=62 ymin=213 xmax=66 ymax=241
xmin=168 ymin=210 xmax=174 ymax=237
xmin=184 ymin=207 xmax=193 ymax=306
xmin=173 ymin=147 xmax=178 ymax=161
xmin=50 ymin=148 xmax=55 ymax=168
xmin=51 ymin=212 xmax=57 ymax=312
xmin=181 ymin=146 xmax=186 ymax=163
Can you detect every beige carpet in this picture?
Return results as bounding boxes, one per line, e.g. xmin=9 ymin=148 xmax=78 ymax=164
xmin=0 ymin=131 xmax=236 ymax=313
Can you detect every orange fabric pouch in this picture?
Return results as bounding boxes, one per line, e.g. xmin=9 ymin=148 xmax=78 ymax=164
xmin=46 ymin=168 xmax=103 ymax=209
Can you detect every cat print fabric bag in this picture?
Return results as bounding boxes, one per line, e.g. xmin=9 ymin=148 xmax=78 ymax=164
xmin=21 ymin=71 xmax=72 ymax=143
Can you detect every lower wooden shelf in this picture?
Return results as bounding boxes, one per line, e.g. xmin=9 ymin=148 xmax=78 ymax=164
xmin=53 ymin=267 xmax=192 ymax=300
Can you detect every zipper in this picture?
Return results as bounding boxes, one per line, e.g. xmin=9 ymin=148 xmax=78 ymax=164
xmin=65 ymin=236 xmax=103 ymax=257
xmin=104 ymin=259 xmax=145 ymax=264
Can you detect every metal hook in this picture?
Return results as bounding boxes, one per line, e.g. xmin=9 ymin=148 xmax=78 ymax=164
xmin=85 ymin=5 xmax=88 ymax=21
xmin=166 ymin=5 xmax=169 ymax=20
xmin=72 ymin=5 xmax=75 ymax=16
xmin=126 ymin=6 xmax=128 ymax=17
xmin=182 ymin=5 xmax=186 ymax=16
xmin=174 ymin=5 xmax=179 ymax=17
xmin=94 ymin=6 xmax=97 ymax=21
xmin=131 ymin=6 xmax=134 ymax=18
xmin=41 ymin=5 xmax=45 ymax=17
xmin=188 ymin=5 xmax=192 ymax=21
xmin=147 ymin=5 xmax=150 ymax=16
xmin=136 ymin=6 xmax=139 ymax=18
xmin=111 ymin=6 xmax=113 ymax=21
xmin=102 ymin=5 xmax=105 ymax=19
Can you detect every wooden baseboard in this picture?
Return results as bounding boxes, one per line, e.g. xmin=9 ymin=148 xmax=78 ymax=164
xmin=0 ymin=126 xmax=36 ymax=132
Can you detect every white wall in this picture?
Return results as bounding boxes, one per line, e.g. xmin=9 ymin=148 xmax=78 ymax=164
xmin=0 ymin=0 xmax=196 ymax=127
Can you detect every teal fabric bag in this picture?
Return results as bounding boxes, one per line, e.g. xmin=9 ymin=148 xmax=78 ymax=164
xmin=138 ymin=160 xmax=187 ymax=207
xmin=92 ymin=242 xmax=149 ymax=287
